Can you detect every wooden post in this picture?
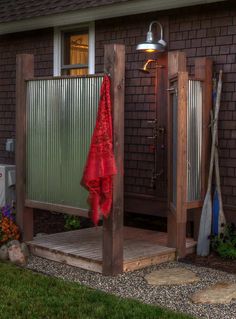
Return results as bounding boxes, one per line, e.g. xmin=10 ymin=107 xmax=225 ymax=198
xmin=193 ymin=57 xmax=213 ymax=240
xmin=168 ymin=51 xmax=187 ymax=77
xmin=16 ymin=54 xmax=34 ymax=241
xmin=195 ymin=57 xmax=213 ymax=199
xmin=102 ymin=44 xmax=125 ymax=275
xmin=167 ymin=51 xmax=188 ymax=258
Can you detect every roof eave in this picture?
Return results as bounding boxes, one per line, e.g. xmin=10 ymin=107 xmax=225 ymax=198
xmin=0 ymin=0 xmax=225 ymax=35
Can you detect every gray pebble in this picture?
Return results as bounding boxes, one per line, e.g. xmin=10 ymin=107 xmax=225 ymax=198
xmin=26 ymin=257 xmax=236 ymax=319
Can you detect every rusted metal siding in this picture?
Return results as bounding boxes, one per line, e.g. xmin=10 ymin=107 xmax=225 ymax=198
xmin=26 ymin=75 xmax=103 ymax=209
xmin=187 ymin=80 xmax=203 ymax=202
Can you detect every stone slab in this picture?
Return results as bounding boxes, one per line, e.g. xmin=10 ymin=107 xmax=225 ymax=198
xmin=145 ymin=267 xmax=200 ymax=286
xmin=8 ymin=244 xmax=27 ymax=266
xmin=191 ymin=282 xmax=236 ymax=304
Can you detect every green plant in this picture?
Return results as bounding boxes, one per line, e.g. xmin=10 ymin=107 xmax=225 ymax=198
xmin=211 ymin=223 xmax=236 ymax=259
xmin=0 ymin=205 xmax=20 ymax=245
xmin=64 ymin=215 xmax=80 ymax=231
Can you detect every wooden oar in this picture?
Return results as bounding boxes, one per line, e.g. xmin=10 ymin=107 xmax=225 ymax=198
xmin=211 ymin=80 xmax=220 ymax=236
xmin=211 ymin=77 xmax=226 ymax=236
xmin=214 ymin=123 xmax=226 ymax=234
xmin=211 ymin=109 xmax=226 ymax=235
xmin=197 ymin=70 xmax=223 ymax=256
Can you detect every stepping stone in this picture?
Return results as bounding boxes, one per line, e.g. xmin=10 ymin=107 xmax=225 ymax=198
xmin=191 ymin=282 xmax=236 ymax=304
xmin=8 ymin=243 xmax=27 ymax=266
xmin=145 ymin=268 xmax=199 ymax=286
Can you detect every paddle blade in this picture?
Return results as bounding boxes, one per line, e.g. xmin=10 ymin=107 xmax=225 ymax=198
xmin=197 ymin=192 xmax=212 ymax=256
xmin=212 ymin=189 xmax=219 ymax=236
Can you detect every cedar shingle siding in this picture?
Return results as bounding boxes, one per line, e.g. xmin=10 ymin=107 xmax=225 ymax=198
xmin=0 ymin=0 xmax=131 ymax=23
xmin=95 ymin=3 xmax=236 ymax=218
xmin=0 ymin=29 xmax=53 ymax=164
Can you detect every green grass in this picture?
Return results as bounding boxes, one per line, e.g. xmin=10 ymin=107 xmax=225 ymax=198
xmin=0 ymin=262 xmax=194 ymax=319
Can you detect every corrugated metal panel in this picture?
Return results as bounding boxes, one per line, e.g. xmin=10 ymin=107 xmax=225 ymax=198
xmin=26 ymin=76 xmax=103 ymax=209
xmin=172 ymin=89 xmax=178 ymax=207
xmin=187 ymin=80 xmax=203 ymax=202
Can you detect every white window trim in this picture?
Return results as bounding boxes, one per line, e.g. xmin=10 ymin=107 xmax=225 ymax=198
xmin=53 ymin=22 xmax=95 ymax=76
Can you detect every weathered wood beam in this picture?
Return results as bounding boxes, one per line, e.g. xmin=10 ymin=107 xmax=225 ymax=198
xmin=167 ymin=51 xmax=188 ymax=258
xmin=168 ymin=51 xmax=187 ymax=77
xmin=168 ymin=71 xmax=188 ymax=258
xmin=102 ymin=44 xmax=125 ymax=275
xmin=16 ymin=54 xmax=34 ymax=241
xmin=195 ymin=57 xmax=213 ymax=199
xmin=193 ymin=57 xmax=213 ymax=241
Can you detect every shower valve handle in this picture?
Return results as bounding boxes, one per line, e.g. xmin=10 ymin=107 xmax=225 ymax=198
xmin=147 ymin=119 xmax=157 ymax=125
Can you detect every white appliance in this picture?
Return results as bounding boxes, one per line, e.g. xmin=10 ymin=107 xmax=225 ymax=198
xmin=0 ymin=164 xmax=16 ymax=207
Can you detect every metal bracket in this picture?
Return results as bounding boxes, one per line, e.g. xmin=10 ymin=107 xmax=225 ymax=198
xmin=167 ymin=87 xmax=178 ymax=96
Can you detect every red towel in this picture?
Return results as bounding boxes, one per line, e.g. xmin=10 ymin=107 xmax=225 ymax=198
xmin=81 ymin=75 xmax=117 ymax=225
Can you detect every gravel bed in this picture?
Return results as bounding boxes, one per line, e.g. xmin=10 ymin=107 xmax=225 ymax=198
xmin=26 ymin=256 xmax=236 ymax=319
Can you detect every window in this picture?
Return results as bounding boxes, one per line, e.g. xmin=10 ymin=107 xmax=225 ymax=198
xmin=54 ymin=23 xmax=95 ymax=76
xmin=62 ymin=31 xmax=89 ymax=75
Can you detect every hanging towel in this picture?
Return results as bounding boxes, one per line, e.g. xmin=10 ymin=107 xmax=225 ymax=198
xmin=81 ymin=75 xmax=117 ymax=225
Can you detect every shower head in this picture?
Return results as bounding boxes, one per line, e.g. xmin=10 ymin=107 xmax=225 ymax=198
xmin=138 ymin=59 xmax=156 ymax=74
xmin=138 ymin=59 xmax=164 ymax=74
xmin=138 ymin=67 xmax=150 ymax=74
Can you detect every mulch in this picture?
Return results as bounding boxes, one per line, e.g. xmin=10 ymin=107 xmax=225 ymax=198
xmin=181 ymin=252 xmax=236 ymax=275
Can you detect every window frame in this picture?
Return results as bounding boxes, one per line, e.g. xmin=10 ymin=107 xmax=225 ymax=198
xmin=53 ymin=22 xmax=95 ymax=76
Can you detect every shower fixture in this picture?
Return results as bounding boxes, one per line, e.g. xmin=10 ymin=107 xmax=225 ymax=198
xmin=136 ymin=20 xmax=167 ymax=53
xmin=138 ymin=59 xmax=164 ymax=74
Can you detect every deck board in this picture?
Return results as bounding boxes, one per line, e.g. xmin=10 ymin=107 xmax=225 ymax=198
xmin=28 ymin=227 xmax=196 ymax=273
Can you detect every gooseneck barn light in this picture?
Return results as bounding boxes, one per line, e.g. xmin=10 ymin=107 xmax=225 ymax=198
xmin=136 ymin=21 xmax=167 ymax=53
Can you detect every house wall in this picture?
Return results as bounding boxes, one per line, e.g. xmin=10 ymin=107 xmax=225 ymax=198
xmin=0 ymin=2 xmax=236 ymax=226
xmin=95 ymin=2 xmax=236 ymax=221
xmin=0 ymin=29 xmax=55 ymax=233
xmin=0 ymin=29 xmax=53 ymax=164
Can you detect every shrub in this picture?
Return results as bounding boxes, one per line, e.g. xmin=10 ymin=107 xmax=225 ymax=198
xmin=64 ymin=215 xmax=80 ymax=231
xmin=0 ymin=205 xmax=20 ymax=245
xmin=211 ymin=223 xmax=236 ymax=259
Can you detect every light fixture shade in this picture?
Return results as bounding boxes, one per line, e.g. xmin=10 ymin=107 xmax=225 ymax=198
xmin=136 ymin=20 xmax=167 ymax=53
xmin=136 ymin=41 xmax=166 ymax=53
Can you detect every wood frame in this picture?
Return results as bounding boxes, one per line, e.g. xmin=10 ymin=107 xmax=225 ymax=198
xmin=16 ymin=54 xmax=34 ymax=241
xmin=167 ymin=52 xmax=213 ymax=253
xmin=195 ymin=58 xmax=213 ymax=200
xmin=16 ymin=43 xmax=125 ymax=275
xmin=193 ymin=57 xmax=213 ymax=240
xmin=25 ymin=200 xmax=88 ymax=218
xmin=167 ymin=71 xmax=188 ymax=258
xmin=167 ymin=52 xmax=187 ymax=258
xmin=103 ymin=44 xmax=125 ymax=275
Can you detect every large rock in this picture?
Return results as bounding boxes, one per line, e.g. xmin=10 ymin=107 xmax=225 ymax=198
xmin=145 ymin=268 xmax=200 ymax=286
xmin=0 ymin=245 xmax=9 ymax=261
xmin=20 ymin=243 xmax=29 ymax=258
xmin=191 ymin=282 xmax=236 ymax=304
xmin=7 ymin=240 xmax=21 ymax=248
xmin=8 ymin=244 xmax=27 ymax=266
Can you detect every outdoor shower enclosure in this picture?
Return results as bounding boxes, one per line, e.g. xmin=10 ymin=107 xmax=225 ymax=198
xmin=16 ymin=44 xmax=125 ymax=275
xmin=15 ymin=46 xmax=212 ymax=274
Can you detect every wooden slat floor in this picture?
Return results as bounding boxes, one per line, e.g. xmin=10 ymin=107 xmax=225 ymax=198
xmin=28 ymin=227 xmax=196 ymax=273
